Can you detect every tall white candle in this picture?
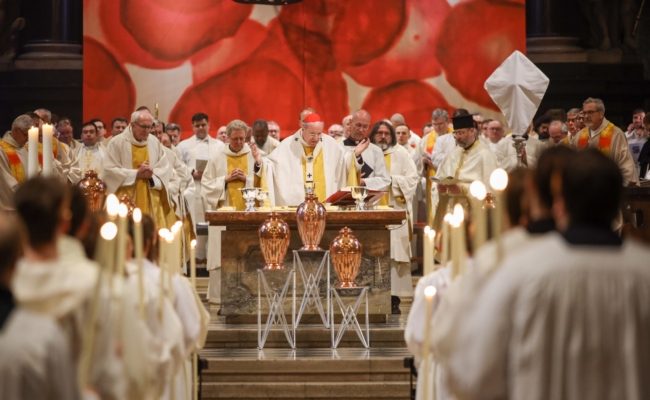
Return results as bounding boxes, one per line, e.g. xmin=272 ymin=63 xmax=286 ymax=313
xmin=42 ymin=123 xmax=54 ymax=175
xmin=27 ymin=126 xmax=39 ymax=177
xmin=171 ymin=220 xmax=183 ymax=275
xmin=469 ymin=180 xmax=488 ymax=253
xmin=116 ymin=203 xmax=129 ymax=278
xmin=133 ymin=208 xmax=145 ymax=318
xmin=453 ymin=204 xmax=467 ymax=276
xmin=441 ymin=213 xmax=452 ymax=269
xmin=489 ymin=169 xmax=508 ymax=267
xmin=158 ymin=229 xmax=169 ymax=321
xmin=423 ymin=226 xmax=436 ymax=275
xmin=421 ymin=285 xmax=437 ymax=400
xmin=106 ymin=194 xmax=119 ymax=221
xmin=190 ymin=239 xmax=197 ymax=289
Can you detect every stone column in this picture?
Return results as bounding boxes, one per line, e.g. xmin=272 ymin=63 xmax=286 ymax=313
xmin=526 ymin=0 xmax=587 ymax=63
xmin=15 ymin=0 xmax=82 ymax=69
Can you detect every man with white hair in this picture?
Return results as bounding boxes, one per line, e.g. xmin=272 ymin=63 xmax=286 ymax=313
xmin=485 ymin=120 xmax=545 ymax=171
xmin=548 ymin=120 xmax=569 ymax=145
xmin=268 ymin=121 xmax=281 ymax=140
xmin=342 ymin=114 xmax=353 ymax=139
xmin=328 ymin=124 xmax=345 ymax=142
xmin=260 ymin=113 xmax=347 ymax=206
xmin=571 ymin=97 xmax=637 ymax=185
xmin=104 ymin=109 xmax=178 ymax=229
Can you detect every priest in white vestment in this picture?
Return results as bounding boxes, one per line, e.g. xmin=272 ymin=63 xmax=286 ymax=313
xmin=260 ymin=113 xmax=347 ymax=206
xmin=73 ymin=120 xmax=108 ymax=180
xmin=103 ymin=109 xmax=177 ymax=230
xmin=442 ymin=149 xmax=650 ymax=400
xmin=433 ymin=113 xmax=497 ymax=231
xmin=370 ymin=121 xmax=419 ymax=314
xmin=0 ymin=115 xmax=31 ymax=209
xmin=484 ymin=120 xmax=544 ymax=171
xmin=201 ymin=119 xmax=261 ymax=304
xmin=340 ymin=109 xmax=391 ymax=191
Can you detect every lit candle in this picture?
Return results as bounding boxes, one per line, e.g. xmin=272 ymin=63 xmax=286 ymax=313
xmin=453 ymin=204 xmax=467 ymax=277
xmin=133 ymin=208 xmax=145 ymax=318
xmin=421 ymin=285 xmax=437 ymax=400
xmin=27 ymin=126 xmax=39 ymax=177
xmin=450 ymin=211 xmax=461 ymax=279
xmin=164 ymin=231 xmax=175 ymax=303
xmin=116 ymin=203 xmax=129 ymax=278
xmin=441 ymin=213 xmax=452 ymax=269
xmin=489 ymin=169 xmax=509 ymax=267
xmin=469 ymin=180 xmax=488 ymax=252
xmin=42 ymin=123 xmax=54 ymax=175
xmin=158 ymin=228 xmax=170 ymax=320
xmin=105 ymin=194 xmax=119 ymax=221
xmin=190 ymin=239 xmax=197 ymax=289
xmin=171 ymin=220 xmax=183 ymax=275
xmin=423 ymin=226 xmax=436 ymax=275
xmin=80 ymin=221 xmax=118 ymax=389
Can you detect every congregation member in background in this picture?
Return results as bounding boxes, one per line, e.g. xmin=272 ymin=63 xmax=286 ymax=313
xmin=327 ymin=123 xmax=345 ymax=142
xmin=56 ymin=117 xmax=81 ymax=152
xmin=268 ymin=120 xmax=281 ymax=140
xmin=548 ymin=120 xmax=569 ymax=145
xmin=252 ymin=119 xmax=279 ymax=156
xmin=566 ymin=107 xmax=582 ymax=139
xmin=110 ymin=117 xmax=128 ymax=140
xmin=166 ymin=122 xmax=182 ymax=147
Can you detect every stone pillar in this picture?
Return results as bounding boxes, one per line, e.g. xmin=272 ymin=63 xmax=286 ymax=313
xmin=526 ymin=0 xmax=587 ymax=63
xmin=15 ymin=0 xmax=82 ymax=69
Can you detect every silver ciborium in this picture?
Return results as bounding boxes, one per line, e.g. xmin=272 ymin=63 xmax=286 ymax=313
xmin=256 ymin=189 xmax=269 ymax=208
xmin=350 ymin=186 xmax=368 ymax=211
xmin=240 ymin=187 xmax=260 ymax=212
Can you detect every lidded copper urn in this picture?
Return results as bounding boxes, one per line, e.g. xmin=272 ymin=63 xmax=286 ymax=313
xmin=77 ymin=170 xmax=107 ymax=212
xmin=296 ymin=191 xmax=326 ymax=250
xmin=258 ymin=212 xmax=290 ymax=270
xmin=329 ymin=227 xmax=362 ymax=288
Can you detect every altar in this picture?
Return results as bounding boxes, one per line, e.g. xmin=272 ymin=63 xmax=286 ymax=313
xmin=205 ymin=210 xmax=406 ymax=324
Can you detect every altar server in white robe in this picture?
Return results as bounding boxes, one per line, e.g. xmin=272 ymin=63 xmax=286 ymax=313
xmin=443 ymin=149 xmax=650 ymax=400
xmin=0 ymin=213 xmax=79 ymax=400
xmin=370 ymin=121 xmax=419 ymax=313
xmin=126 ymin=214 xmax=207 ymax=400
xmin=201 ymin=119 xmax=260 ymax=304
xmin=12 ymin=178 xmax=126 ymax=399
xmin=73 ymin=120 xmax=107 ymax=180
xmin=175 ymin=113 xmax=225 ymax=224
xmin=260 ymin=113 xmax=347 ymax=206
xmin=433 ymin=113 xmax=497 ymax=230
xmin=104 ymin=109 xmax=177 ymax=230
xmin=340 ymin=109 xmax=391 ymax=191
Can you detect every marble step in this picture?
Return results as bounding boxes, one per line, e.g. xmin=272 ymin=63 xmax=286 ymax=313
xmin=199 ymin=348 xmax=412 ymax=399
xmin=205 ymin=323 xmax=406 ymax=349
xmin=201 ymin=348 xmax=411 ymax=383
xmin=201 ymin=381 xmax=411 ymax=399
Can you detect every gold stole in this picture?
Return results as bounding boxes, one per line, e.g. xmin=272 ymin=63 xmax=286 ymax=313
xmin=0 ymin=139 xmax=25 ymax=183
xmin=226 ymin=153 xmax=248 ymax=211
xmin=116 ymin=145 xmax=176 ymax=229
xmin=302 ymin=146 xmax=326 ymax=202
xmin=378 ymin=153 xmax=392 ymax=206
xmin=346 ymin=153 xmax=361 ymax=187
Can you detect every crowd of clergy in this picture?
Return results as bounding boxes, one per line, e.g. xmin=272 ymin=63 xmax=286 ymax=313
xmin=1 ymin=97 xmax=650 ymax=399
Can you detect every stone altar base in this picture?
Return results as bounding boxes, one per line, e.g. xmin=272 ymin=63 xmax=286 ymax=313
xmin=207 ymin=210 xmax=405 ymax=324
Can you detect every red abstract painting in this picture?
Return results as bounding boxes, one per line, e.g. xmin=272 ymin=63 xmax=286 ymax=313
xmin=83 ymin=0 xmax=525 ymax=139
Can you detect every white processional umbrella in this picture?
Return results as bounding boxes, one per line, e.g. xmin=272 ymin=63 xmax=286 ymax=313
xmin=484 ymin=50 xmax=550 ymax=136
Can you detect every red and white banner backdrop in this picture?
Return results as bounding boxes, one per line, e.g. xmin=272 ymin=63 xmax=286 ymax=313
xmin=83 ymin=0 xmax=525 ymax=139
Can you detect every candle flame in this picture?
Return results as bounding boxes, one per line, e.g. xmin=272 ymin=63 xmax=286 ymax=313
xmin=132 ymin=208 xmax=142 ymax=223
xmin=453 ymin=204 xmax=465 ymax=223
xmin=106 ymin=194 xmax=119 ymax=217
xmin=424 ymin=285 xmax=437 ymax=298
xmin=425 ymin=228 xmax=436 ymax=240
xmin=489 ymin=168 xmax=508 ymax=191
xmin=117 ymin=203 xmax=129 ymax=218
xmin=100 ymin=222 xmax=118 ymax=240
xmin=171 ymin=220 xmax=183 ymax=234
xmin=469 ymin=180 xmax=487 ymax=200
xmin=190 ymin=239 xmax=197 ymax=249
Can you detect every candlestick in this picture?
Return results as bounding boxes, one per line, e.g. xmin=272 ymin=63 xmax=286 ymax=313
xmin=421 ymin=285 xmax=437 ymax=400
xmin=469 ymin=180 xmax=488 ymax=252
xmin=441 ymin=213 xmax=450 ymax=268
xmin=27 ymin=126 xmax=39 ymax=177
xmin=489 ymin=169 xmax=508 ymax=267
xmin=190 ymin=239 xmax=197 ymax=289
xmin=133 ymin=208 xmax=145 ymax=319
xmin=116 ymin=203 xmax=128 ymax=278
xmin=80 ymin=222 xmax=117 ymax=389
xmin=423 ymin=226 xmax=435 ymax=275
xmin=42 ymin=123 xmax=54 ymax=175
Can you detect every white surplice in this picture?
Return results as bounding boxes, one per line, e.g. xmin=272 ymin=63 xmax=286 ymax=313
xmin=444 ymin=234 xmax=650 ymax=400
xmin=201 ymin=143 xmax=257 ymax=209
xmin=73 ymin=143 xmax=107 ymax=180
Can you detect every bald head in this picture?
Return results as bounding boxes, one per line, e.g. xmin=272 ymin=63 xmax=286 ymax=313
xmin=350 ymin=109 xmax=371 ymax=141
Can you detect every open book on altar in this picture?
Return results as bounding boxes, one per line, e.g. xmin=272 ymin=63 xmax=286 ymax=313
xmin=325 ymin=187 xmax=387 ymax=206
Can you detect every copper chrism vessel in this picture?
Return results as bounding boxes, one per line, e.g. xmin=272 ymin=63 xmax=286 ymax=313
xmin=329 ymin=227 xmax=362 ymax=288
xmin=258 ymin=212 xmax=290 ymax=270
xmin=296 ymin=191 xmax=326 ymax=250
xmin=77 ymin=170 xmax=107 ymax=212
